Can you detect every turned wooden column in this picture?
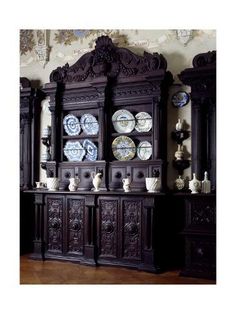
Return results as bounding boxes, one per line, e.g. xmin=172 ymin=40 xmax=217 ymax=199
xmin=22 ymin=113 xmax=32 ymax=190
xmin=84 ymin=195 xmax=96 ymax=265
xmin=208 ymin=100 xmax=216 ymax=190
xmin=31 ymin=193 xmax=45 ymax=260
xmin=139 ymin=197 xmax=161 ymax=273
xmin=153 ymin=96 xmax=161 ymax=160
xmin=191 ymin=98 xmax=205 ymax=179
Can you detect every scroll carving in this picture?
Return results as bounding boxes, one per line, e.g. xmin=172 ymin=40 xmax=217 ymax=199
xmin=50 ymin=35 xmax=167 ymax=83
xmin=192 ymin=51 xmax=216 ymax=68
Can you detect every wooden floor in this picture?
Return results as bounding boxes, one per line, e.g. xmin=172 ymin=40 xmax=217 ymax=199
xmin=20 ymin=255 xmax=215 ymax=284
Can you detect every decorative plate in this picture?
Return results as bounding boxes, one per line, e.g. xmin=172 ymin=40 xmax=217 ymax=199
xmin=63 ymin=114 xmax=80 ymax=136
xmin=137 ymin=141 xmax=152 ymax=160
xmin=112 ymin=136 xmax=136 ymax=161
xmin=135 ymin=112 xmax=152 ymax=132
xmin=83 ymin=139 xmax=98 ymax=161
xmin=171 ymin=91 xmax=190 ymax=108
xmin=63 ymin=140 xmax=85 ymax=161
xmin=112 ymin=109 xmax=135 ymax=133
xmin=80 ymin=113 xmax=99 ymax=135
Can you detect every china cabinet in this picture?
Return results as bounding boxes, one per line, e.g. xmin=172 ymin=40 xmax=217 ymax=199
xmin=178 ymin=51 xmax=216 ymax=279
xmin=23 ymin=38 xmax=216 ymax=279
xmin=179 ymin=51 xmax=216 ymax=190
xmin=26 ymin=35 xmax=173 ymax=272
xmin=20 ymin=77 xmax=44 ymax=253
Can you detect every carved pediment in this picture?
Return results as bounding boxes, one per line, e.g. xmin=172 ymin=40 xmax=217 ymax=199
xmin=192 ymin=51 xmax=216 ymax=68
xmin=49 ymin=35 xmax=167 ymax=83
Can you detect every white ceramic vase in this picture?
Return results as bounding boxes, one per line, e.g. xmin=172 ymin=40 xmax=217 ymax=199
xmin=201 ymin=171 xmax=211 ymax=193
xmin=145 ymin=177 xmax=161 ymax=193
xmin=122 ymin=177 xmax=132 ymax=192
xmin=68 ymin=177 xmax=80 ymax=191
xmin=175 ymin=175 xmax=185 ymax=190
xmin=175 ymin=118 xmax=183 ymax=131
xmin=174 ymin=144 xmax=184 ymax=160
xmin=189 ymin=173 xmax=201 ymax=194
xmin=92 ymin=172 xmax=102 ymax=192
xmin=47 ymin=177 xmax=60 ymax=191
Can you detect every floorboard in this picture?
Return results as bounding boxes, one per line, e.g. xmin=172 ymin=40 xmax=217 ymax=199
xmin=20 ymin=255 xmax=216 ymax=284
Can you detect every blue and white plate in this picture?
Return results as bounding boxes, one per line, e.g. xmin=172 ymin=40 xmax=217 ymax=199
xmin=83 ymin=139 xmax=98 ymax=161
xmin=63 ymin=140 xmax=85 ymax=161
xmin=171 ymin=91 xmax=190 ymax=108
xmin=80 ymin=113 xmax=99 ymax=135
xmin=135 ymin=112 xmax=152 ymax=132
xmin=63 ymin=114 xmax=80 ymax=136
xmin=137 ymin=141 xmax=152 ymax=160
xmin=112 ymin=136 xmax=136 ymax=161
xmin=112 ymin=109 xmax=135 ymax=133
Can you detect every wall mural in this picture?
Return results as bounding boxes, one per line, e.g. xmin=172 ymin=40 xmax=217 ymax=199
xmin=20 ymin=30 xmax=36 ymax=55
xmin=20 ymin=30 xmax=216 ymax=68
xmin=54 ymin=29 xmax=128 ymax=47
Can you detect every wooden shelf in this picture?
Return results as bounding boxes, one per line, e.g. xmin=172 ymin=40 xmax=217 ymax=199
xmin=111 ymin=131 xmax=152 ymax=137
xmin=63 ymin=134 xmax=98 ymax=140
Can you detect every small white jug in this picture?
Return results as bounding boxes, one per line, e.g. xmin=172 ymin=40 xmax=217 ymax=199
xmin=122 ymin=177 xmax=132 ymax=192
xmin=68 ymin=177 xmax=80 ymax=191
xmin=92 ymin=172 xmax=102 ymax=192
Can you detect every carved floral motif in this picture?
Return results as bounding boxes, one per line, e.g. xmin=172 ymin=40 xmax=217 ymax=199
xmin=191 ymin=202 xmax=215 ymax=225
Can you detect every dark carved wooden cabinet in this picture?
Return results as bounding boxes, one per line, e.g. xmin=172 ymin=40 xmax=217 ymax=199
xmin=178 ymin=51 xmax=216 ymax=279
xmin=27 ymin=36 xmax=173 ymax=272
xmin=24 ymin=38 xmax=216 ymax=279
xmin=20 ymin=78 xmax=44 ymax=254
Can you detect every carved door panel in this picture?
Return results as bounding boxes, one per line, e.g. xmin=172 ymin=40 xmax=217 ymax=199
xmin=120 ymin=198 xmax=142 ymax=260
xmin=45 ymin=195 xmax=64 ymax=254
xmin=183 ymin=236 xmax=216 ymax=279
xmin=97 ymin=197 xmax=119 ymax=259
xmin=65 ymin=196 xmax=85 ymax=255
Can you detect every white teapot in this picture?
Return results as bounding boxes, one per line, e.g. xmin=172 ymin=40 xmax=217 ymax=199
xmin=92 ymin=172 xmax=102 ymax=192
xmin=122 ymin=177 xmax=132 ymax=192
xmin=68 ymin=177 xmax=80 ymax=191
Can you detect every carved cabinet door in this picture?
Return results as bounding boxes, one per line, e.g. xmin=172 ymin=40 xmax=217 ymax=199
xmin=96 ymin=196 xmax=143 ymax=266
xmin=65 ymin=196 xmax=85 ymax=256
xmin=45 ymin=195 xmax=64 ymax=255
xmin=120 ymin=198 xmax=142 ymax=261
xmin=97 ymin=197 xmax=119 ymax=259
